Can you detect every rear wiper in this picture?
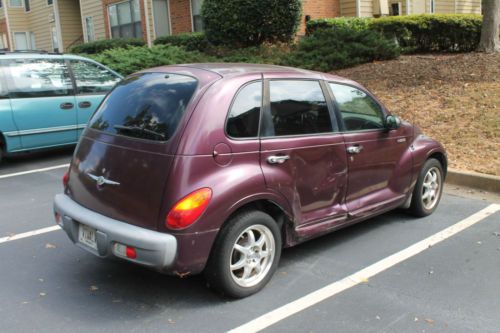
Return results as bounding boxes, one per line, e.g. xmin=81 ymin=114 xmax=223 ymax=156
xmin=113 ymin=125 xmax=166 ymax=140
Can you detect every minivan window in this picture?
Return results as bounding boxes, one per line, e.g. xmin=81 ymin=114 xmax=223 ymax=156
xmin=70 ymin=60 xmax=121 ymax=94
xmin=227 ymin=81 xmax=262 ymax=138
xmin=4 ymin=59 xmax=73 ymax=98
xmin=0 ymin=72 xmax=8 ymax=99
xmin=329 ymin=83 xmax=384 ymax=131
xmin=89 ymin=73 xmax=197 ymax=142
xmin=265 ymin=80 xmax=332 ymax=137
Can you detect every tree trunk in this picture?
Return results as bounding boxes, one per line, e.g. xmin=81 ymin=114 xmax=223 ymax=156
xmin=477 ymin=0 xmax=500 ymax=53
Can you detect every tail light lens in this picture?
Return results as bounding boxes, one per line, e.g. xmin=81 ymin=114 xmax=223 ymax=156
xmin=62 ymin=171 xmax=70 ymax=188
xmin=166 ymin=188 xmax=212 ymax=229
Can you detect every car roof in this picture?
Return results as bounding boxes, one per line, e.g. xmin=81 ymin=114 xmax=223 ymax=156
xmin=0 ymin=52 xmax=123 ymax=77
xmin=150 ymin=63 xmax=354 ymax=84
xmin=0 ymin=52 xmax=100 ymax=62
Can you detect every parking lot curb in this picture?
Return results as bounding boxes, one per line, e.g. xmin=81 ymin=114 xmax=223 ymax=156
xmin=446 ymin=168 xmax=500 ymax=193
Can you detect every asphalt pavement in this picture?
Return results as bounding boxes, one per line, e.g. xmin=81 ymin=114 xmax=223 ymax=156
xmin=0 ymin=150 xmax=499 ymax=333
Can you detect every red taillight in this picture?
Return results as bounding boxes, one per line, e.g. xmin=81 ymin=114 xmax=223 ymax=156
xmin=166 ymin=188 xmax=212 ymax=229
xmin=62 ymin=171 xmax=70 ymax=188
xmin=125 ymin=246 xmax=137 ymax=259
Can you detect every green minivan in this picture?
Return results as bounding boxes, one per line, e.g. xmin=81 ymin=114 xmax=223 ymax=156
xmin=0 ymin=51 xmax=122 ymax=164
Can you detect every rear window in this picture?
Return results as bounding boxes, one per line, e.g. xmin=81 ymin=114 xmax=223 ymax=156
xmin=89 ymin=73 xmax=197 ymax=142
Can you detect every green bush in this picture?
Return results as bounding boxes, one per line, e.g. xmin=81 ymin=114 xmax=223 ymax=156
xmin=87 ymin=45 xmax=214 ymax=75
xmin=69 ymin=38 xmax=146 ymax=54
xmin=306 ymin=14 xmax=482 ymax=53
xmin=284 ymin=28 xmax=400 ymax=72
xmin=202 ymin=0 xmax=302 ymax=47
xmin=153 ymin=32 xmax=210 ymax=52
xmin=306 ymin=17 xmax=372 ymax=35
xmin=371 ymin=14 xmax=482 ymax=52
xmin=208 ymin=44 xmax=289 ymax=64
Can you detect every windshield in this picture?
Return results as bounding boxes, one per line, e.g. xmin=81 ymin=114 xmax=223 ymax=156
xmin=89 ymin=73 xmax=198 ymax=141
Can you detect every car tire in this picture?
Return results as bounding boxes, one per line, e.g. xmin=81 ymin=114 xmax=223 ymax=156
xmin=409 ymin=158 xmax=444 ymax=217
xmin=205 ymin=210 xmax=282 ymax=298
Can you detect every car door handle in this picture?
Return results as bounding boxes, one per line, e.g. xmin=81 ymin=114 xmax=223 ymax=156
xmin=78 ymin=101 xmax=92 ymax=108
xmin=267 ymin=155 xmax=290 ymax=164
xmin=60 ymin=102 xmax=74 ymax=110
xmin=347 ymin=145 xmax=363 ymax=154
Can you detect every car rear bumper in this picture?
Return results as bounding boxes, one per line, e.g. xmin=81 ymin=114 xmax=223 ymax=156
xmin=53 ymin=194 xmax=177 ymax=272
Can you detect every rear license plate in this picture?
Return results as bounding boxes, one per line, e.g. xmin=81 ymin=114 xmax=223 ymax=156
xmin=78 ymin=224 xmax=97 ymax=250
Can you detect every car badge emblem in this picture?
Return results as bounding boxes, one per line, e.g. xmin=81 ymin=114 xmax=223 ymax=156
xmin=87 ymin=173 xmax=120 ymax=187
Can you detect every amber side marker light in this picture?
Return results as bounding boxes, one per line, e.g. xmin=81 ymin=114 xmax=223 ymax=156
xmin=166 ymin=188 xmax=213 ymax=229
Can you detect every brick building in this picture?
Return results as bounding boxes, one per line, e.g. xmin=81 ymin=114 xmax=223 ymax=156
xmin=0 ymin=0 xmax=482 ymax=52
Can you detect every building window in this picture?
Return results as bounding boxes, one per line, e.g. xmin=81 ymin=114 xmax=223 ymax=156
xmin=24 ymin=0 xmax=29 ymax=11
xmin=430 ymin=0 xmax=435 ymax=13
xmin=85 ymin=16 xmax=95 ymax=42
xmin=51 ymin=26 xmax=59 ymax=52
xmin=30 ymin=32 xmax=36 ymax=49
xmin=47 ymin=0 xmax=53 ymax=5
xmin=390 ymin=3 xmax=401 ymax=15
xmin=108 ymin=0 xmax=143 ymax=39
xmin=191 ymin=0 xmax=203 ymax=32
xmin=14 ymin=32 xmax=29 ymax=50
xmin=0 ymin=1 xmax=3 ymax=8
xmin=9 ymin=0 xmax=22 ymax=7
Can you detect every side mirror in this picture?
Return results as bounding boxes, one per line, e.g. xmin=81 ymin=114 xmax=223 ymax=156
xmin=385 ymin=115 xmax=401 ymax=130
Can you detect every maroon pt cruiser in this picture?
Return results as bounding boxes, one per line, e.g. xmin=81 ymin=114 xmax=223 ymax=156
xmin=54 ymin=63 xmax=447 ymax=298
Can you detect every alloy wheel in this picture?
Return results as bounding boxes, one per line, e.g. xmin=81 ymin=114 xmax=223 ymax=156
xmin=421 ymin=166 xmax=441 ymax=210
xmin=229 ymin=225 xmax=275 ymax=288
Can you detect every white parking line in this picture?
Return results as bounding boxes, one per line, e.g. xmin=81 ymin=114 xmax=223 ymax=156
xmin=229 ymin=204 xmax=500 ymax=333
xmin=0 ymin=226 xmax=61 ymax=245
xmin=0 ymin=164 xmax=69 ymax=180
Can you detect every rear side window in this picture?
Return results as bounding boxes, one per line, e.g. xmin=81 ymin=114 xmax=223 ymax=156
xmin=89 ymin=73 xmax=197 ymax=142
xmin=4 ymin=58 xmax=73 ymax=98
xmin=265 ymin=80 xmax=332 ymax=137
xmin=70 ymin=60 xmax=121 ymax=94
xmin=226 ymin=81 xmax=262 ymax=138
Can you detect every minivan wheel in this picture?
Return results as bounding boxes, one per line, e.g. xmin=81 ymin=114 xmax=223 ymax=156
xmin=205 ymin=210 xmax=282 ymax=298
xmin=409 ymin=158 xmax=444 ymax=217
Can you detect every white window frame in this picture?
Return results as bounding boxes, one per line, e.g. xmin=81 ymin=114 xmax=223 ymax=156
xmin=9 ymin=0 xmax=23 ymax=8
xmin=84 ymin=16 xmax=95 ymax=42
xmin=151 ymin=0 xmax=172 ymax=39
xmin=391 ymin=2 xmax=402 ymax=15
xmin=190 ymin=0 xmax=203 ymax=32
xmin=13 ymin=31 xmax=32 ymax=50
xmin=29 ymin=31 xmax=35 ymax=49
xmin=51 ymin=26 xmax=59 ymax=52
xmin=107 ymin=0 xmax=143 ymax=39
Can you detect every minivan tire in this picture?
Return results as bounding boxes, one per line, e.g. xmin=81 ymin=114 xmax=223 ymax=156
xmin=409 ymin=158 xmax=444 ymax=217
xmin=205 ymin=210 xmax=282 ymax=298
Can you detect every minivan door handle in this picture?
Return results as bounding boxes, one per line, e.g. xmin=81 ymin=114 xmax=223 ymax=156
xmin=78 ymin=101 xmax=92 ymax=108
xmin=267 ymin=155 xmax=290 ymax=165
xmin=347 ymin=145 xmax=363 ymax=154
xmin=60 ymin=102 xmax=74 ymax=110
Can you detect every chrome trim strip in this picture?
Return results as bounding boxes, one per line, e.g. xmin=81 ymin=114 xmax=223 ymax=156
xmin=4 ymin=124 xmax=87 ymax=137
